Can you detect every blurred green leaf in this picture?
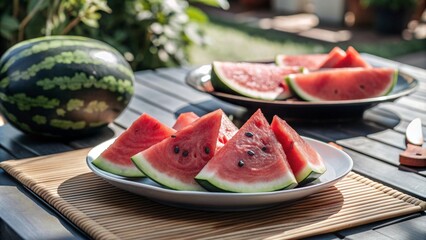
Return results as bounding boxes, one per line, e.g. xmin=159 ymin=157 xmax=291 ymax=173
xmin=81 ymin=17 xmax=99 ymax=28
xmin=186 ymin=6 xmax=208 ymax=23
xmin=190 ymin=0 xmax=230 ymax=9
xmin=0 ymin=28 xmax=13 ymax=40
xmin=1 ymin=15 xmax=19 ymax=31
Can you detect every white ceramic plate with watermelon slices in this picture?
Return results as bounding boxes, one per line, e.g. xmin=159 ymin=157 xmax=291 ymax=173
xmin=186 ymin=65 xmax=418 ymax=120
xmin=87 ymin=137 xmax=353 ymax=211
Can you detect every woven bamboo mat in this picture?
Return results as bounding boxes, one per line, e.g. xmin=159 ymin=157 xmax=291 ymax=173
xmin=1 ymin=149 xmax=425 ymax=240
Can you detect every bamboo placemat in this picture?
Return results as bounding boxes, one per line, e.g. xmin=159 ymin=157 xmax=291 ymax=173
xmin=1 ymin=149 xmax=425 ymax=240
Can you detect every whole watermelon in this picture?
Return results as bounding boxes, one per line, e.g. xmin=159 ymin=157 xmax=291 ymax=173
xmin=0 ymin=36 xmax=134 ymax=138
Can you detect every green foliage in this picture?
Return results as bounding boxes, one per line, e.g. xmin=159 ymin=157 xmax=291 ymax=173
xmin=0 ymin=0 xmax=228 ymax=70
xmin=361 ymin=0 xmax=418 ymax=10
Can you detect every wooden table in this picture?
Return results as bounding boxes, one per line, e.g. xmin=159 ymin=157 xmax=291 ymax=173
xmin=0 ymin=54 xmax=425 ymax=239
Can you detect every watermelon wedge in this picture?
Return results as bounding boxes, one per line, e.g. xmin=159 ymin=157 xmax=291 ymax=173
xmin=334 ymin=46 xmax=371 ymax=68
xmin=275 ymin=53 xmax=328 ymax=70
xmin=92 ymin=114 xmax=175 ymax=177
xmin=320 ymin=47 xmax=346 ymax=68
xmin=195 ymin=109 xmax=297 ymax=193
xmin=286 ymin=68 xmax=397 ymax=101
xmin=131 ymin=110 xmax=223 ymax=191
xmin=172 ymin=112 xmax=199 ymax=131
xmin=211 ymin=62 xmax=304 ymax=100
xmin=271 ymin=116 xmax=326 ymax=184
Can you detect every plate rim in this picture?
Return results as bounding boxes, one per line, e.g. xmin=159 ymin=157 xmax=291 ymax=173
xmin=86 ymin=137 xmax=353 ymax=199
xmin=185 ymin=64 xmax=419 ymax=107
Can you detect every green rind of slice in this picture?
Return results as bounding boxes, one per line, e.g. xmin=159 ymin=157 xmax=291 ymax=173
xmin=92 ymin=156 xmax=145 ymax=177
xmin=274 ymin=55 xmax=284 ymax=66
xmin=211 ymin=62 xmax=291 ymax=100
xmin=286 ymin=74 xmax=319 ymax=101
xmin=131 ymin=153 xmax=205 ymax=191
xmin=383 ymin=69 xmax=398 ymax=96
xmin=195 ymin=179 xmax=228 ymax=192
xmin=195 ymin=170 xmax=298 ymax=193
xmin=295 ymin=163 xmax=327 ymax=186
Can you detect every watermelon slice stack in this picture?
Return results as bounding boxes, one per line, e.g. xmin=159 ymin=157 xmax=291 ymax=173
xmin=91 ymin=109 xmax=328 ymax=193
xmin=210 ymin=46 xmax=394 ymax=102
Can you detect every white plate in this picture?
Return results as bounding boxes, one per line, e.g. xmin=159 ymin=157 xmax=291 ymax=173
xmin=87 ymin=137 xmax=353 ymax=211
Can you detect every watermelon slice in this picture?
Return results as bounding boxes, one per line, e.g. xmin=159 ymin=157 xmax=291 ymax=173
xmin=195 ymin=109 xmax=297 ymax=193
xmin=271 ymin=116 xmax=326 ymax=184
xmin=92 ymin=113 xmax=175 ymax=177
xmin=131 ymin=110 xmax=223 ymax=191
xmin=320 ymin=47 xmax=346 ymax=68
xmin=334 ymin=46 xmax=371 ymax=68
xmin=286 ymin=68 xmax=397 ymax=101
xmin=211 ymin=62 xmax=304 ymax=100
xmin=172 ymin=112 xmax=199 ymax=131
xmin=275 ymin=53 xmax=328 ymax=70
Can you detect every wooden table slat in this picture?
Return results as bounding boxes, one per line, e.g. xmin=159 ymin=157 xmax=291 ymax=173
xmin=154 ymin=67 xmax=192 ymax=85
xmin=132 ymin=81 xmax=208 ymax=116
xmin=135 ymin=71 xmax=247 ymax=118
xmin=375 ymin=103 xmax=426 ymax=124
xmin=126 ymin=97 xmax=178 ymax=127
xmin=396 ymin=97 xmax=426 ymax=113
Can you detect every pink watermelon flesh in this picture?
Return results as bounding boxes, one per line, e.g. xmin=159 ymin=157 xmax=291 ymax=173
xmin=271 ymin=116 xmax=326 ymax=184
xmin=172 ymin=112 xmax=199 ymax=131
xmin=131 ymin=109 xmax=223 ymax=191
xmin=92 ymin=114 xmax=176 ymax=177
xmin=172 ymin=111 xmax=237 ymax=149
xmin=320 ymin=47 xmax=346 ymax=68
xmin=195 ymin=109 xmax=297 ymax=193
xmin=211 ymin=62 xmax=302 ymax=100
xmin=334 ymin=46 xmax=372 ymax=68
xmin=287 ymin=68 xmax=397 ymax=101
xmin=276 ymin=54 xmax=328 ymax=70
xmin=218 ymin=112 xmax=238 ymax=145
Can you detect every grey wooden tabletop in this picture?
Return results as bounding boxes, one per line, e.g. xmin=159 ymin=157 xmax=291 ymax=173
xmin=0 ymin=54 xmax=425 ymax=239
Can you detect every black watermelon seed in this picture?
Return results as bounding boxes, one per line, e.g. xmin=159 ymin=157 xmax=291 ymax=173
xmin=262 ymin=146 xmax=267 ymax=152
xmin=204 ymin=147 xmax=210 ymax=154
xmin=245 ymin=132 xmax=254 ymax=137
xmin=171 ymin=135 xmax=176 ymax=138
xmin=247 ymin=150 xmax=255 ymax=156
xmin=238 ymin=160 xmax=245 ymax=167
xmin=182 ymin=150 xmax=189 ymax=157
xmin=173 ymin=146 xmax=180 ymax=154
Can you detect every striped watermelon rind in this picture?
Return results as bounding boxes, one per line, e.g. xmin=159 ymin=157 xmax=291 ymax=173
xmin=286 ymin=68 xmax=397 ymax=102
xmin=0 ymin=36 xmax=134 ymax=137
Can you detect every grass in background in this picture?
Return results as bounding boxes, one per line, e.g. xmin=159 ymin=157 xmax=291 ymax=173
xmin=188 ymin=19 xmax=425 ymax=65
xmin=188 ymin=21 xmax=327 ymax=65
